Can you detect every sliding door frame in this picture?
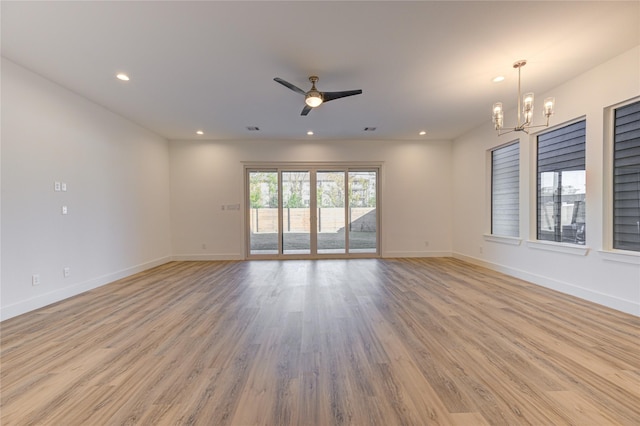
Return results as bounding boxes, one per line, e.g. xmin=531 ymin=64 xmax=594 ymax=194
xmin=244 ymin=162 xmax=381 ymax=260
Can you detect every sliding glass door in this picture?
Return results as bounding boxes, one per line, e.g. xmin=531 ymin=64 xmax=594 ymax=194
xmin=348 ymin=171 xmax=377 ymax=254
xmin=317 ymin=171 xmax=346 ymax=254
xmin=282 ymin=171 xmax=311 ymax=255
xmin=246 ymin=165 xmax=379 ymax=258
xmin=248 ymin=171 xmax=279 ymax=255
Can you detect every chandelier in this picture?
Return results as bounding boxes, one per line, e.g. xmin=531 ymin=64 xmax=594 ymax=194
xmin=492 ymin=60 xmax=555 ymax=136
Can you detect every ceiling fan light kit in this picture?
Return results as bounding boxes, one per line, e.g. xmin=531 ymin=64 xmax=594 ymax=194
xmin=274 ymin=75 xmax=362 ymax=116
xmin=304 ymin=76 xmax=324 ymax=107
xmin=492 ymin=60 xmax=555 ymax=136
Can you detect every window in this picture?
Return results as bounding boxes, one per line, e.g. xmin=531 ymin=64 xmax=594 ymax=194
xmin=491 ymin=141 xmax=520 ymax=237
xmin=246 ymin=165 xmax=379 ymax=258
xmin=537 ymin=120 xmax=586 ymax=244
xmin=613 ymin=100 xmax=640 ymax=252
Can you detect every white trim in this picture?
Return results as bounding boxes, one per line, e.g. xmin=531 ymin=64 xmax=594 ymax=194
xmin=526 ymin=240 xmax=590 ymax=256
xmin=172 ymin=254 xmax=243 ymax=261
xmin=0 ymin=256 xmax=173 ymax=321
xmin=602 ymin=101 xmax=616 ymax=250
xmin=603 ymin=96 xmax=640 ymax=251
xmin=529 ymin=116 xmax=587 ymax=242
xmin=598 ymin=250 xmax=640 ymax=265
xmin=244 ymin=164 xmax=382 ymax=260
xmin=488 ymin=139 xmax=521 ymax=238
xmin=242 ymin=161 xmax=384 ymax=168
xmin=483 ymin=234 xmax=522 ymax=245
xmin=383 ymin=250 xmax=452 ymax=258
xmin=452 ymin=252 xmax=639 ymax=316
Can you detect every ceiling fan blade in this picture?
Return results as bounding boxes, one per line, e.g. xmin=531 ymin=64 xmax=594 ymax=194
xmin=301 ymin=105 xmax=312 ymax=116
xmin=322 ymin=89 xmax=363 ymax=102
xmin=274 ymin=78 xmax=306 ymax=95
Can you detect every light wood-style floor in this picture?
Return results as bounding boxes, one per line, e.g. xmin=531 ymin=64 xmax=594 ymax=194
xmin=1 ymin=258 xmax=639 ymax=425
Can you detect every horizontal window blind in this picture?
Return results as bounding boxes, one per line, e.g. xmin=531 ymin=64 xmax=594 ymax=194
xmin=538 ymin=120 xmax=586 ymax=173
xmin=614 ymin=100 xmax=640 ymax=251
xmin=492 ymin=142 xmax=519 ymax=237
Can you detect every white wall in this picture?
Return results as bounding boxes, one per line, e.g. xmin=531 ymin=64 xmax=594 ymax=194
xmin=3 ymin=46 xmax=638 ymax=320
xmin=169 ymin=139 xmax=453 ymax=259
xmin=1 ymin=59 xmax=172 ymax=320
xmin=452 ymin=47 xmax=640 ymax=316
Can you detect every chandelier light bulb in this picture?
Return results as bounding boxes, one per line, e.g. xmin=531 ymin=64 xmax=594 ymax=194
xmin=492 ymin=102 xmax=504 ymax=130
xmin=543 ymin=97 xmax=555 ymax=117
xmin=523 ymin=92 xmax=534 ymax=124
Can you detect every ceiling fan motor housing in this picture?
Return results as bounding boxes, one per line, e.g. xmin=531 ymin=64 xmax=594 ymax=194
xmin=305 ymin=76 xmax=323 ymax=107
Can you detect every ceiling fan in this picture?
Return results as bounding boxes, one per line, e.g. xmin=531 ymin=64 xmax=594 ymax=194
xmin=274 ymin=76 xmax=363 ymax=116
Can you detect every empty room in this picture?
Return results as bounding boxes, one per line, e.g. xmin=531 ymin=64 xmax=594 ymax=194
xmin=1 ymin=1 xmax=639 ymax=425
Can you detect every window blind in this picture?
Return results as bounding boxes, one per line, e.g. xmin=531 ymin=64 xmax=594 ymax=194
xmin=492 ymin=142 xmax=519 ymax=237
xmin=537 ymin=120 xmax=586 ymax=173
xmin=614 ymin=100 xmax=640 ymax=251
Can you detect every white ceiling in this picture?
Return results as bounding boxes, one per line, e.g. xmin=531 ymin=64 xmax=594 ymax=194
xmin=2 ymin=1 xmax=638 ymax=141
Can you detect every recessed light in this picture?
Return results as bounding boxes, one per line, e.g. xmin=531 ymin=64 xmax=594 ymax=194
xmin=492 ymin=76 xmax=505 ymax=83
xmin=307 ymin=131 xmax=314 ymax=136
xmin=196 ymin=130 xmax=204 ymax=135
xmin=419 ymin=131 xmax=427 ymax=136
xmin=116 ymin=73 xmax=130 ymax=81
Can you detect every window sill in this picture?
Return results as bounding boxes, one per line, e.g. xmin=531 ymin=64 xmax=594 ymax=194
xmin=526 ymin=240 xmax=590 ymax=256
xmin=483 ymin=234 xmax=522 ymax=246
xmin=598 ymin=250 xmax=640 ymax=265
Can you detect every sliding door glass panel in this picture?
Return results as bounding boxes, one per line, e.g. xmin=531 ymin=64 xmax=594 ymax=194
xmin=317 ymin=171 xmax=346 ymax=254
xmin=249 ymin=171 xmax=279 ymax=255
xmin=282 ymin=171 xmax=311 ymax=255
xmin=348 ymin=171 xmax=377 ymax=253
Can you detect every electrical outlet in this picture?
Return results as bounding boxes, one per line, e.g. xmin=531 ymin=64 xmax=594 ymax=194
xmin=54 ymin=182 xmax=61 ymax=192
xmin=32 ymin=274 xmax=41 ymax=286
xmin=63 ymin=267 xmax=70 ymax=278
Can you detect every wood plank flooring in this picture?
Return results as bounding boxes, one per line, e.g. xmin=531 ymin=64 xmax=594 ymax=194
xmin=1 ymin=258 xmax=639 ymax=425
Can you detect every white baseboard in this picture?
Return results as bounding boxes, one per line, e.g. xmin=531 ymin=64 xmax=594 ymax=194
xmin=452 ymin=252 xmax=639 ymax=317
xmin=0 ymin=256 xmax=173 ymax=321
xmin=5 ymin=252 xmax=636 ymax=320
xmin=171 ymin=253 xmax=243 ymax=261
xmin=383 ymin=250 xmax=451 ymax=258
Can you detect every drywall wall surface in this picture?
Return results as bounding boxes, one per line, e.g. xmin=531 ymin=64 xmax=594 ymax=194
xmin=1 ymin=59 xmax=172 ymax=320
xmin=169 ymin=138 xmax=453 ymax=259
xmin=452 ymin=47 xmax=640 ymax=315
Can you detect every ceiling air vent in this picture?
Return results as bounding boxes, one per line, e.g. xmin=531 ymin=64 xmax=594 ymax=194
xmin=246 ymin=126 xmax=260 ymax=131
xmin=363 ymin=127 xmax=377 ymax=132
